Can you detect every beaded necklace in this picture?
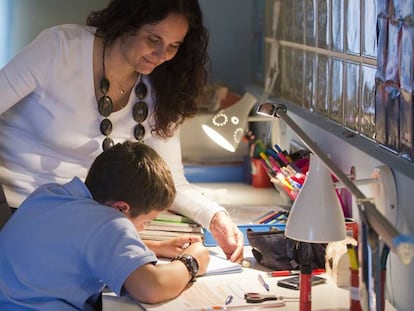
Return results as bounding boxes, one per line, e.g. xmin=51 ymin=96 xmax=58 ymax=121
xmin=97 ymin=41 xmax=149 ymax=151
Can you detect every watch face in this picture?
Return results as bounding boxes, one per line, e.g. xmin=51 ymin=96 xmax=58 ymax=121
xmin=188 ymin=255 xmax=199 ymax=274
xmin=172 ymin=254 xmax=199 ymax=281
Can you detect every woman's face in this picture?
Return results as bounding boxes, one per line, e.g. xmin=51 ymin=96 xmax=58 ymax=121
xmin=121 ymin=13 xmax=189 ymax=74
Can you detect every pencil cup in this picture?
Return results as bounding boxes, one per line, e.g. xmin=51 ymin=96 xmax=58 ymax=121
xmin=350 ymin=268 xmax=362 ymax=311
xmin=251 ymin=158 xmax=272 ymax=188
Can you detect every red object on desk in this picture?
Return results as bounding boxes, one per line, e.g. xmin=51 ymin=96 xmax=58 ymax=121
xmin=299 ymin=265 xmax=312 ymax=311
xmin=350 ymin=268 xmax=362 ymax=311
xmin=251 ymin=158 xmax=273 ymax=188
xmin=270 ymin=268 xmax=325 ymax=277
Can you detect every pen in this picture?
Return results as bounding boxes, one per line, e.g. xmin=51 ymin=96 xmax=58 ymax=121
xmin=258 ymin=158 xmax=275 ymax=176
xmin=275 ymin=173 xmax=294 ymax=191
xmin=268 ymin=155 xmax=283 ymax=173
xmin=270 ymin=270 xmax=300 ymax=277
xmin=253 ymin=210 xmax=278 ymax=224
xmin=224 ymin=295 xmax=233 ymax=305
xmin=186 ymin=302 xmax=287 ymax=311
xmin=264 ymin=215 xmax=287 ymax=225
xmin=274 ymin=144 xmax=294 ymax=164
xmin=271 ymin=178 xmax=298 ymax=201
xmin=261 ymin=211 xmax=288 ymax=224
xmin=274 ymin=143 xmax=283 ymax=153
xmin=259 ymin=151 xmax=273 ymax=168
xmin=181 ymin=238 xmax=192 ymax=249
xmin=269 ymin=268 xmax=325 ymax=277
xmin=273 ymin=149 xmax=289 ymax=165
xmin=186 ymin=306 xmax=227 ymax=311
xmin=291 ymin=174 xmax=305 ymax=185
xmin=258 ymin=274 xmax=270 ymax=292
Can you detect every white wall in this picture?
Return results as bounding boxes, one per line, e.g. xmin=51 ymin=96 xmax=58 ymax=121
xmin=199 ymin=0 xmax=254 ymax=94
xmin=0 ymin=0 xmax=10 ymax=68
xmin=2 ymin=0 xmax=108 ymax=64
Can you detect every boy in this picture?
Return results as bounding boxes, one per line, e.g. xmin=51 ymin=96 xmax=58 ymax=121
xmin=0 ymin=141 xmax=210 ymax=310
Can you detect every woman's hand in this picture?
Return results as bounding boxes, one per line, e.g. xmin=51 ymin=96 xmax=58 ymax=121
xmin=144 ymin=235 xmax=202 ymax=258
xmin=209 ymin=211 xmax=244 ymax=263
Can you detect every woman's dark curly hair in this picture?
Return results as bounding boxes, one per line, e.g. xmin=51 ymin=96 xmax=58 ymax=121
xmin=87 ymin=0 xmax=209 ymax=139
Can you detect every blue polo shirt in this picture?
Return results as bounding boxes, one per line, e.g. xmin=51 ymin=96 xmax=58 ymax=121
xmin=0 ymin=177 xmax=157 ymax=310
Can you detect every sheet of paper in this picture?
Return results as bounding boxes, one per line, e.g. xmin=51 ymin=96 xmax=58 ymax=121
xmin=104 ymin=273 xmax=286 ymax=310
xmin=141 ymin=275 xmax=285 ymax=310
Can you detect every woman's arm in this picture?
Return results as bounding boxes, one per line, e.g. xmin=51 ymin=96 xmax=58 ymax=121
xmin=147 ymin=128 xmax=226 ymax=228
xmin=147 ymin=128 xmax=244 ymax=263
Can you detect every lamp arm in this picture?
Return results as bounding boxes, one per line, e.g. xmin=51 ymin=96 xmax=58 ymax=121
xmin=273 ymin=104 xmax=414 ymax=264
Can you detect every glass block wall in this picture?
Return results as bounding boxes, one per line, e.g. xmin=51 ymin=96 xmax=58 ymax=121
xmin=376 ymin=1 xmax=414 ymax=161
xmin=262 ymin=0 xmax=414 ymax=161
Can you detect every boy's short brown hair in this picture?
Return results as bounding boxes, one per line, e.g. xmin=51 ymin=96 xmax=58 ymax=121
xmin=85 ymin=141 xmax=176 ymax=216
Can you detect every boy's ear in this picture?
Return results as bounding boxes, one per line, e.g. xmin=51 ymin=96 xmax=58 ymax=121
xmin=109 ymin=201 xmax=131 ymax=214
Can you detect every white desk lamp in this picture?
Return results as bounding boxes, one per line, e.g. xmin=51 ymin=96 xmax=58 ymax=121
xmin=285 ymin=152 xmax=346 ymax=243
xmin=202 ymin=98 xmax=414 ymax=311
xmin=201 ymin=92 xmax=257 ymax=152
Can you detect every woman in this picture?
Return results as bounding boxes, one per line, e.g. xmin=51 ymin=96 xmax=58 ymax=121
xmin=0 ymin=0 xmax=243 ymax=262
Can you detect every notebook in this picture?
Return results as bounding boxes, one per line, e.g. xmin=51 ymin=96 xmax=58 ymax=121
xmin=157 ymin=252 xmax=242 ymax=276
xmin=203 ymin=253 xmax=242 ymax=276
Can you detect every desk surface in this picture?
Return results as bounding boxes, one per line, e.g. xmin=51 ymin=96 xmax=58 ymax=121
xmin=103 ymin=183 xmax=396 ymax=311
xmin=102 ymin=246 xmax=396 ymax=311
xmin=193 ymin=182 xmax=290 ymax=207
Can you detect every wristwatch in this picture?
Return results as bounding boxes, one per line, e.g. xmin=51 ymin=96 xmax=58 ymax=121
xmin=171 ymin=254 xmax=199 ymax=282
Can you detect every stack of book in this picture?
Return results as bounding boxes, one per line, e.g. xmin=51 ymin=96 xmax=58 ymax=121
xmin=140 ymin=210 xmax=204 ymax=241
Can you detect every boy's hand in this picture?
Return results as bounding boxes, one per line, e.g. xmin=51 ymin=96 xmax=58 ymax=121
xmin=144 ymin=235 xmax=202 ymax=258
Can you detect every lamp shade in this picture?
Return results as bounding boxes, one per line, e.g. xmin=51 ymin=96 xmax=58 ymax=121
xmin=201 ymin=93 xmax=257 ymax=152
xmin=285 ymin=153 xmax=346 ymax=243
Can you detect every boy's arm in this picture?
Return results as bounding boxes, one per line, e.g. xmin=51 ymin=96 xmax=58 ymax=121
xmin=123 ymin=242 xmax=209 ymax=304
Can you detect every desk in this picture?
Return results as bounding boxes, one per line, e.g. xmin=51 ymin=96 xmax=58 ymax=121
xmin=102 ymin=245 xmax=396 ymax=311
xmin=103 ymin=183 xmax=396 ymax=310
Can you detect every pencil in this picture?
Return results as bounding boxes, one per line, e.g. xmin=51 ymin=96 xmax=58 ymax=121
xmin=252 ymin=210 xmax=278 ymax=224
